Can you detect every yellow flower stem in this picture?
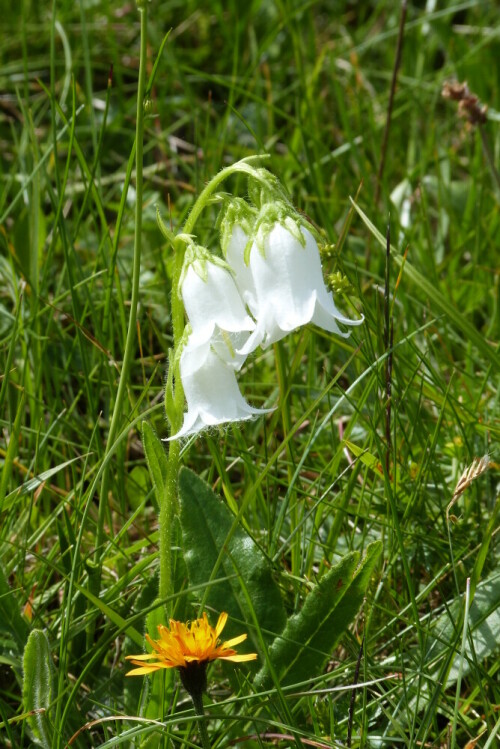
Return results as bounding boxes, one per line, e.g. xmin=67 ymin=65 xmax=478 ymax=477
xmin=190 ymin=690 xmax=212 ymax=749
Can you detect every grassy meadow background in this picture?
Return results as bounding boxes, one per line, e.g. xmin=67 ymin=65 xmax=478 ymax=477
xmin=1 ymin=0 xmax=499 ymax=747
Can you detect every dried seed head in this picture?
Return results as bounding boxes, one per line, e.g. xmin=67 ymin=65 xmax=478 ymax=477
xmin=442 ymin=80 xmax=488 ymax=126
xmin=446 ymin=455 xmax=491 ymax=522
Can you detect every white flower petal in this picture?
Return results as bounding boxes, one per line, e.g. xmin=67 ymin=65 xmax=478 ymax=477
xmin=225 ymin=225 xmax=258 ymax=313
xmin=183 ymin=329 xmax=250 ymax=372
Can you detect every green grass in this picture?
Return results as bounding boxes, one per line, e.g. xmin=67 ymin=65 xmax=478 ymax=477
xmin=1 ymin=1 xmax=499 ymax=747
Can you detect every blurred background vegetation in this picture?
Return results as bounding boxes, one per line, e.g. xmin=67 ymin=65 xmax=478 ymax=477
xmin=0 ymin=1 xmax=499 ymax=747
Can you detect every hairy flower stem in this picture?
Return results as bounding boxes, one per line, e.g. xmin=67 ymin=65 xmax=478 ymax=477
xmin=183 ymin=157 xmax=267 ymax=235
xmin=160 ymin=240 xmax=185 ymax=605
xmin=95 ymin=3 xmax=148 ymax=565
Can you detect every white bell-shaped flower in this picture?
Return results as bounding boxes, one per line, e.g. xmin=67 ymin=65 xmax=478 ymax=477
xmin=180 ymin=250 xmax=255 ymax=350
xmin=167 ymin=339 xmax=272 ymax=440
xmin=238 ymin=223 xmax=363 ymax=355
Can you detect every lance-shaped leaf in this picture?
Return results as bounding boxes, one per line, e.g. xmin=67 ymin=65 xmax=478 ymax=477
xmin=179 ymin=467 xmax=286 ymax=653
xmin=255 ymin=541 xmax=382 ymax=689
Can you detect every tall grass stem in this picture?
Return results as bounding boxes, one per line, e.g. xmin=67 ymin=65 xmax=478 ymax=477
xmin=95 ymin=2 xmax=148 ymax=563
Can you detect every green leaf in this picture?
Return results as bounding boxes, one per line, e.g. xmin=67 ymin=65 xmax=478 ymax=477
xmin=0 ymin=563 xmax=29 ymax=651
xmin=140 ymin=605 xmax=174 ymax=725
xmin=343 ymin=440 xmax=383 ymax=475
xmin=0 ymin=391 xmax=25 ymax=511
xmin=71 ymin=578 xmax=144 ymax=648
xmin=3 ymin=454 xmax=90 ymax=511
xmin=142 ymin=421 xmax=168 ymax=511
xmin=255 ymin=541 xmax=382 ymax=689
xmin=123 ymin=575 xmax=161 ymax=718
xmin=421 ymin=567 xmax=500 ymax=690
xmin=127 ymin=465 xmax=151 ymax=511
xmin=178 ymin=467 xmax=287 ymax=653
xmin=350 ymin=199 xmax=500 ymax=370
xmin=386 ymin=567 xmax=500 ymax=730
xmin=22 ymin=630 xmax=55 ymax=749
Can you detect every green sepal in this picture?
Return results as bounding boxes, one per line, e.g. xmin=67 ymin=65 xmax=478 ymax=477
xmin=156 ymin=205 xmax=175 ymax=246
xmin=218 ymin=196 xmax=257 ymax=257
xmin=247 ymin=168 xmax=291 ymax=209
xmin=179 ymin=241 xmax=234 ymax=288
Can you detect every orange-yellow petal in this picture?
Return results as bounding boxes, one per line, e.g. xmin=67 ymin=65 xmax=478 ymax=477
xmin=221 ymin=633 xmax=247 ymax=649
xmin=219 ymin=652 xmax=258 ymax=662
xmin=124 ymin=611 xmax=257 ymax=678
xmin=126 ymin=664 xmax=164 ymax=676
xmin=215 ymin=611 xmax=228 ymax=637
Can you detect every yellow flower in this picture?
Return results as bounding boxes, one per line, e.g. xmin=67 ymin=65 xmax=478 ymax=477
xmin=125 ymin=612 xmax=257 ymax=677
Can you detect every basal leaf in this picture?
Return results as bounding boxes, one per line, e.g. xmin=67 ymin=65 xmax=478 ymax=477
xmin=178 ymin=467 xmax=287 ymax=653
xmin=255 ymin=541 xmax=382 ymax=689
xmin=383 ymin=568 xmax=500 ymax=731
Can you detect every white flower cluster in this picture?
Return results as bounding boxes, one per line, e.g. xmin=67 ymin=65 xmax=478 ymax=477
xmin=168 ymin=175 xmax=363 ymax=440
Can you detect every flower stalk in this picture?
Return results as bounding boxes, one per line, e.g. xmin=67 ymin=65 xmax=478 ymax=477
xmin=190 ymin=689 xmax=212 ymax=749
xmin=182 ymin=157 xmax=268 ymax=236
xmin=158 ymin=157 xmax=268 ymax=604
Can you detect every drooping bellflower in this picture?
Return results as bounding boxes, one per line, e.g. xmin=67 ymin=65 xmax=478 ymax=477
xmin=167 ymin=341 xmax=271 ymax=440
xmin=221 ymin=191 xmax=363 ymax=355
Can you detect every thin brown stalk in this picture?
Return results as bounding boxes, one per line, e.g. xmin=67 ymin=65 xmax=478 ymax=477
xmin=374 ymin=1 xmax=408 ymax=208
xmin=384 ymin=224 xmax=394 ymax=477
xmin=347 ymin=636 xmax=365 ymax=748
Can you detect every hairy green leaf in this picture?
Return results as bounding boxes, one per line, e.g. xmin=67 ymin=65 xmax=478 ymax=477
xmin=22 ymin=630 xmax=55 ymax=749
xmin=178 ymin=467 xmax=287 ymax=653
xmin=255 ymin=541 xmax=382 ymax=688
